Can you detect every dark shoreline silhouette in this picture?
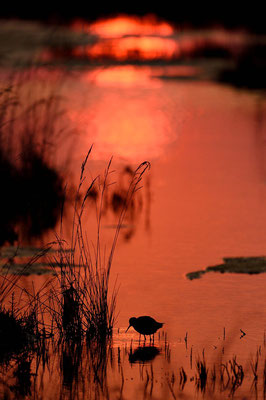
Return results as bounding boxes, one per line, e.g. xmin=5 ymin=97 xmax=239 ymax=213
xmin=1 ymin=4 xmax=265 ymax=34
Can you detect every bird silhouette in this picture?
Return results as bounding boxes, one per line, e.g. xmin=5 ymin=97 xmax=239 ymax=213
xmin=125 ymin=316 xmax=164 ymax=340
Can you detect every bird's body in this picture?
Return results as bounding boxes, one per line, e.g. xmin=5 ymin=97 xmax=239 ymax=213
xmin=126 ymin=316 xmax=163 ymax=338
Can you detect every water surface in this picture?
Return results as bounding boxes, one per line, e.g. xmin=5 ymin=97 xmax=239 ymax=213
xmin=0 ymin=15 xmax=266 ymax=399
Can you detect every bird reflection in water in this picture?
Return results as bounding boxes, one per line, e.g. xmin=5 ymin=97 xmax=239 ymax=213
xmin=129 ymin=345 xmax=160 ymax=364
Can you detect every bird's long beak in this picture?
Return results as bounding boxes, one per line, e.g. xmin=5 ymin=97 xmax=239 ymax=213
xmin=125 ymin=324 xmax=131 ymax=333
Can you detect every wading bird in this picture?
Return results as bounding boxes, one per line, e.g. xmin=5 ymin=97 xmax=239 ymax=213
xmin=125 ymin=316 xmax=164 ymax=341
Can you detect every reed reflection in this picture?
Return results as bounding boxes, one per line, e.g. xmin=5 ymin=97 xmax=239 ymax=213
xmin=83 ymin=164 xmax=150 ymax=242
xmin=60 ymin=339 xmax=111 ymax=399
xmin=61 ymin=342 xmax=82 ymax=391
xmin=1 ymin=324 xmax=265 ymax=399
xmin=12 ymin=355 xmax=33 ymax=398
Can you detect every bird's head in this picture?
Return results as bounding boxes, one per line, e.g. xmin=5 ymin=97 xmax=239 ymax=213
xmin=125 ymin=317 xmax=137 ymax=332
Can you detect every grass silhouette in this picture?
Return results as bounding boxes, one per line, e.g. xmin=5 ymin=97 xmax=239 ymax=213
xmin=49 ymin=149 xmax=150 ymax=341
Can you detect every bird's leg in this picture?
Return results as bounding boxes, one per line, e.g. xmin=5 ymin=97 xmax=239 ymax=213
xmin=144 ymin=335 xmax=146 ymax=343
xmin=149 ymin=335 xmax=152 ymax=343
xmin=152 ymin=334 xmax=154 ymax=344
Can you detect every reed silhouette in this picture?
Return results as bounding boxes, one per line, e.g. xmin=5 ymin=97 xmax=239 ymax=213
xmin=48 ymin=151 xmax=151 ymax=342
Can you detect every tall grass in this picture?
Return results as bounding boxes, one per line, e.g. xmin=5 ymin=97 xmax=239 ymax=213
xmin=49 ymin=149 xmax=150 ymax=340
xmin=0 ymin=246 xmax=53 ymax=362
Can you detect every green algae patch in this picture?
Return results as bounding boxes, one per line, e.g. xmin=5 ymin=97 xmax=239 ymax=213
xmin=0 ymin=246 xmax=59 ymax=259
xmin=0 ymin=246 xmax=72 ymax=275
xmin=0 ymin=262 xmax=55 ymax=276
xmin=186 ymin=270 xmax=207 ymax=280
xmin=186 ymin=256 xmax=266 ymax=280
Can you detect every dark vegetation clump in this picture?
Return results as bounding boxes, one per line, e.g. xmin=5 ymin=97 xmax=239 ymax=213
xmin=0 ymin=151 xmax=19 ymax=246
xmin=0 ymin=298 xmax=41 ymax=363
xmin=17 ymin=145 xmax=65 ymax=238
xmin=0 ymin=308 xmax=30 ymax=362
xmin=0 ymin=145 xmax=65 ymax=245
xmin=0 ymin=303 xmax=44 ymax=365
xmin=0 ymin=77 xmax=67 ymax=246
xmin=219 ymin=43 xmax=266 ymax=90
xmin=0 ymin=248 xmax=53 ymax=363
xmin=188 ymin=41 xmax=232 ymax=60
xmin=12 ymin=355 xmax=33 ymax=398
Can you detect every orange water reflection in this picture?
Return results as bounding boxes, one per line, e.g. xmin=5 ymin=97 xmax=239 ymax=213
xmin=72 ymin=15 xmax=179 ymax=61
xmin=68 ymin=66 xmax=178 ymax=160
xmin=89 ymin=65 xmax=158 ymax=87
xmin=74 ymin=36 xmax=179 ymax=61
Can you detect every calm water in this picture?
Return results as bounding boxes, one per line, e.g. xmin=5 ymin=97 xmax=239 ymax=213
xmin=1 ymin=16 xmax=266 ymax=399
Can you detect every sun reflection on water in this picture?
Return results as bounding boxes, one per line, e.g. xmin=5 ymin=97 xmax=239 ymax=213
xmin=68 ymin=66 xmax=178 ymax=160
xmin=89 ymin=66 xmax=159 ymax=87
